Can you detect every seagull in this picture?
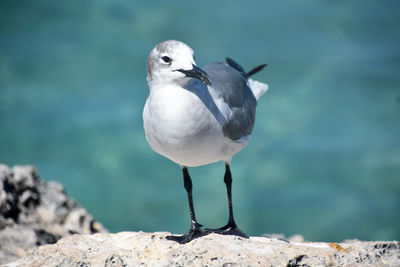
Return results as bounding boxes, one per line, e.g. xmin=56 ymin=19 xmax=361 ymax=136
xmin=143 ymin=40 xmax=268 ymax=244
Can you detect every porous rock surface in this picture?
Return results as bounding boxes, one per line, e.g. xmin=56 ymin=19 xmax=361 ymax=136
xmin=5 ymin=232 xmax=400 ymax=266
xmin=0 ymin=164 xmax=106 ymax=264
xmin=1 ymin=164 xmax=399 ymax=266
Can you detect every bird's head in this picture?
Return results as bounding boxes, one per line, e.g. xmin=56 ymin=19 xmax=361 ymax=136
xmin=147 ymin=40 xmax=211 ymax=88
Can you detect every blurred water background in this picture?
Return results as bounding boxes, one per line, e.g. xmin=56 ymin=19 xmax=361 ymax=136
xmin=1 ymin=1 xmax=399 ymax=242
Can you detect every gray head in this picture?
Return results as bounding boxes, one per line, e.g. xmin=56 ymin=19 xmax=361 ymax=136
xmin=147 ymin=40 xmax=211 ymax=88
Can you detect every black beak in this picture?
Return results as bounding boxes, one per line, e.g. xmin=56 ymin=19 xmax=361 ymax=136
xmin=175 ymin=64 xmax=212 ymax=86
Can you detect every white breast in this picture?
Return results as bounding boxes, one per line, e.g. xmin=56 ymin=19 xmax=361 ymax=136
xmin=143 ymin=85 xmax=248 ymax=167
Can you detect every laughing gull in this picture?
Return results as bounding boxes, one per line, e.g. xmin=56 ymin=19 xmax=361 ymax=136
xmin=143 ymin=40 xmax=268 ymax=244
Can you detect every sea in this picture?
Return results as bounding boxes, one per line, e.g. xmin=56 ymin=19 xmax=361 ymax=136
xmin=1 ymin=1 xmax=399 ymax=242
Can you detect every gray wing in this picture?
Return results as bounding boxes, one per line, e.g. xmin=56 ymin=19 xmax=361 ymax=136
xmin=203 ymin=62 xmax=257 ymax=140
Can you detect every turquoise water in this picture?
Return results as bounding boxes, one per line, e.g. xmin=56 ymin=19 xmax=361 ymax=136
xmin=1 ymin=1 xmax=399 ymax=241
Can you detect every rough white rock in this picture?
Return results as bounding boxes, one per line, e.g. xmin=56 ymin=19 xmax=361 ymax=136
xmin=2 ymin=164 xmax=399 ymax=266
xmin=6 ymin=231 xmax=400 ymax=266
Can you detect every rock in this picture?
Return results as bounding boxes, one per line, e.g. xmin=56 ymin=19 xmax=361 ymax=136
xmin=5 ymin=232 xmax=400 ymax=266
xmin=2 ymin=164 xmax=399 ymax=266
xmin=0 ymin=164 xmax=107 ymax=265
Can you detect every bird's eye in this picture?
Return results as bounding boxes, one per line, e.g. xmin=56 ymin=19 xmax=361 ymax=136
xmin=161 ymin=56 xmax=171 ymax=64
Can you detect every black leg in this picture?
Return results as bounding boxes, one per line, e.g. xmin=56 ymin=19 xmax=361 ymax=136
xmin=206 ymin=163 xmax=249 ymax=238
xmin=166 ymin=167 xmax=209 ymax=244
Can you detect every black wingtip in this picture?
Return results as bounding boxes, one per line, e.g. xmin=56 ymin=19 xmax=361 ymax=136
xmin=226 ymin=57 xmax=247 ymax=78
xmin=246 ymin=63 xmax=267 ymax=77
xmin=226 ymin=57 xmax=268 ymax=78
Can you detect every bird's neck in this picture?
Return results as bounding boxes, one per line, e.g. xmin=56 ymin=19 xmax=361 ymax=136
xmin=147 ymin=77 xmax=191 ymax=93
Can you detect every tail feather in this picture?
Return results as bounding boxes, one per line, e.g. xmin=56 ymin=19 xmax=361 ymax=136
xmin=248 ymin=79 xmax=269 ymax=100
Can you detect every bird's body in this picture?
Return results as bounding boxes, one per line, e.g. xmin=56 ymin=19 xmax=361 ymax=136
xmin=143 ymin=40 xmax=268 ymax=243
xmin=144 ymin=87 xmax=243 ymax=167
xmin=144 ymin=62 xmax=264 ymax=166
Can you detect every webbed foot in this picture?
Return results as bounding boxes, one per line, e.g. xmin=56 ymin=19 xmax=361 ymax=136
xmin=205 ymin=222 xmax=249 ymax=238
xmin=166 ymin=228 xmax=210 ymax=244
